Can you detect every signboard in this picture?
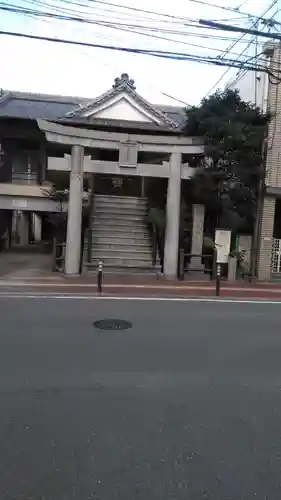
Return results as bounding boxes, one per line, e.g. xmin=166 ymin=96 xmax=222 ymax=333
xmin=215 ymin=229 xmax=231 ymax=263
xmin=119 ymin=141 xmax=138 ymax=167
xmin=12 ymin=199 xmax=28 ymax=209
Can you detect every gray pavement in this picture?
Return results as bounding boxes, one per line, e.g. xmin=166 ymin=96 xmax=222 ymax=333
xmin=1 ymin=298 xmax=281 ymax=499
xmin=0 ymin=252 xmax=52 ymax=278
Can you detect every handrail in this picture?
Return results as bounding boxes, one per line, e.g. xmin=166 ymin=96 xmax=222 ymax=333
xmin=87 ymin=228 xmax=93 ymax=263
xmin=52 ymin=237 xmax=66 ymax=272
xmin=151 ymin=223 xmax=157 ymax=266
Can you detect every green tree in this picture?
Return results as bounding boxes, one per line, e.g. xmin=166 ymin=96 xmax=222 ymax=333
xmin=185 ymin=88 xmax=269 ymax=233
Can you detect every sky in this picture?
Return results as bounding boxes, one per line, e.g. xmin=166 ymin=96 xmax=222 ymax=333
xmin=0 ymin=0 xmax=279 ymax=106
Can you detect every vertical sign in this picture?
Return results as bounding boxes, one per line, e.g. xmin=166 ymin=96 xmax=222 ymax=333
xmin=119 ymin=141 xmax=138 ymax=167
xmin=215 ymin=229 xmax=231 ymax=263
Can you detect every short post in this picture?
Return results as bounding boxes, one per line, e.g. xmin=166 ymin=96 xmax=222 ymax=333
xmin=178 ymin=248 xmax=185 ymax=281
xmin=52 ymin=236 xmax=57 ymax=272
xmin=97 ymin=260 xmax=103 ymax=294
xmin=212 ymin=247 xmax=217 ymax=280
xmin=215 ymin=263 xmax=221 ymax=296
xmin=152 ymin=225 xmax=157 ymax=267
xmin=87 ymin=228 xmax=93 ymax=263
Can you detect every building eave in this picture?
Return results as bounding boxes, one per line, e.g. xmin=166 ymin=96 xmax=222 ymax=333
xmin=63 ymin=77 xmax=180 ymax=130
xmin=56 ymin=116 xmax=183 ymax=134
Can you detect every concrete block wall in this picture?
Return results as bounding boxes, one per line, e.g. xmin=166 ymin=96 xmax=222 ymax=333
xmin=257 ymin=196 xmax=276 ymax=280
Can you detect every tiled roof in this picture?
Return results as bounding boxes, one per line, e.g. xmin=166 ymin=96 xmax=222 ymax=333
xmin=0 ymin=91 xmax=88 ymax=120
xmin=64 ymin=73 xmax=181 ymax=129
xmin=0 ymin=77 xmax=187 ymax=128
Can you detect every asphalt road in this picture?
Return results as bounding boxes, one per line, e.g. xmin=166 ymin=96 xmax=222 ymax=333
xmin=1 ymin=297 xmax=281 ymax=500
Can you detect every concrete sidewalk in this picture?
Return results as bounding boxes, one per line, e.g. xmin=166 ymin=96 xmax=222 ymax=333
xmin=0 ymin=252 xmax=52 ymax=279
xmin=1 ymin=255 xmax=281 ymax=298
xmin=1 ymin=275 xmax=281 ymax=299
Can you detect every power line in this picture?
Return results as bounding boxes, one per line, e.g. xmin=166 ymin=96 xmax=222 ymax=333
xmin=22 ymin=0 xmax=186 ymax=26
xmin=60 ymin=0 xmax=247 ymax=24
xmin=226 ymin=8 xmax=281 ymax=90
xmin=2 ymin=1 xmax=279 ymax=33
xmin=0 ymin=3 xmax=266 ymax=59
xmin=17 ymin=5 xmax=192 ymax=106
xmin=29 ymin=0 xmax=168 ymax=23
xmin=200 ymin=18 xmax=281 ymax=39
xmin=1 ymin=0 xmax=271 ymax=67
xmin=62 ymin=0 xmax=196 ymax=24
xmin=65 ymin=0 xmax=281 ymax=26
xmin=186 ymin=0 xmax=281 ymax=25
xmin=0 ymin=2 xmax=218 ymax=42
xmin=4 ymin=0 xmax=264 ymax=105
xmin=0 ymin=1 xmax=198 ymax=26
xmin=1 ymin=1 xmax=279 ymax=100
xmin=201 ymin=2 xmax=277 ymax=98
xmin=0 ymin=29 xmax=276 ymax=75
xmin=203 ymin=35 xmax=258 ymax=97
xmin=33 ymin=0 xmax=258 ymax=29
xmin=0 ymin=1 xmax=268 ymax=45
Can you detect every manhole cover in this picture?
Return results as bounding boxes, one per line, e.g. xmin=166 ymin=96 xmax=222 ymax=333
xmin=93 ymin=319 xmax=132 ymax=331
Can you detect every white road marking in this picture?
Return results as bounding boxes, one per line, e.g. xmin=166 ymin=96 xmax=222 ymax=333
xmin=8 ymin=276 xmax=62 ymax=280
xmin=0 ymin=294 xmax=280 ymax=304
xmin=0 ymin=282 xmax=280 ymax=293
xmin=0 ymin=282 xmax=213 ymax=288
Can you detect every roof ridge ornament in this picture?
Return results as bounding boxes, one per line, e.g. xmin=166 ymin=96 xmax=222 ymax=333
xmin=0 ymin=89 xmax=12 ymax=105
xmin=113 ymin=73 xmax=136 ymax=90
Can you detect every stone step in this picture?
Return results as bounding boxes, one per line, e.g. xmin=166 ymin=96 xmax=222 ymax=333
xmin=94 ymin=194 xmax=147 ymax=205
xmin=93 ymin=212 xmax=146 ymax=222
xmin=89 ymin=256 xmax=154 ymax=266
xmin=91 ymin=241 xmax=152 ymax=251
xmin=87 ymin=266 xmax=160 ymax=275
xmin=84 ymin=193 xmax=154 ymax=275
xmin=93 ymin=219 xmax=146 ymax=229
xmin=95 ymin=197 xmax=147 ymax=204
xmin=86 ymin=262 xmax=160 ymax=274
xmin=86 ymin=226 xmax=150 ymax=241
xmin=89 ymin=226 xmax=150 ymax=236
xmin=94 ymin=205 xmax=148 ymax=216
xmin=91 ymin=247 xmax=152 ymax=258
xmin=88 ymin=235 xmax=151 ymax=245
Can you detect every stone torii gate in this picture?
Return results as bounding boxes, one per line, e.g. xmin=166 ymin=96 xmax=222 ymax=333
xmin=37 ymin=119 xmax=205 ymax=280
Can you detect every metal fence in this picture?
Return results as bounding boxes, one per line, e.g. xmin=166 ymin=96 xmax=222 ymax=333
xmin=271 ymin=238 xmax=281 ymax=274
xmin=178 ymin=249 xmax=217 ymax=281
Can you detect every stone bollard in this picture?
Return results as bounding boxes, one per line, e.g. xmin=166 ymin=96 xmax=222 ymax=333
xmin=228 ymin=256 xmax=237 ymax=281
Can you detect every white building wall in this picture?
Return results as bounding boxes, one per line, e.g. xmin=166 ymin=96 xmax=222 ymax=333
xmin=226 ymin=55 xmax=269 ymax=113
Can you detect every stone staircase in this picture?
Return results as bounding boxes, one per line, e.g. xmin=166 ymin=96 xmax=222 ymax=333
xmin=85 ymin=194 xmax=161 ymax=274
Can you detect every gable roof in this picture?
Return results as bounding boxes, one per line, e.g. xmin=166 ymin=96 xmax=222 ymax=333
xmin=0 ymin=74 xmax=186 ymax=129
xmin=63 ymin=73 xmax=180 ymax=130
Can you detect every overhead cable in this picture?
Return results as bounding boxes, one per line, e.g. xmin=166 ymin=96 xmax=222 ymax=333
xmin=0 ymin=3 xmax=267 ymax=59
xmin=0 ymin=29 xmax=277 ymax=77
xmin=201 ymin=1 xmax=277 ymax=97
xmin=200 ymin=18 xmax=281 ymax=40
xmin=66 ymin=0 xmax=281 ymax=26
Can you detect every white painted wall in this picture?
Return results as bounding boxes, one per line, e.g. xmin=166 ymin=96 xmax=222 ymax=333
xmin=83 ymin=92 xmax=162 ymax=124
xmin=93 ymin=98 xmax=153 ymax=122
xmin=226 ymin=57 xmax=269 ymax=113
